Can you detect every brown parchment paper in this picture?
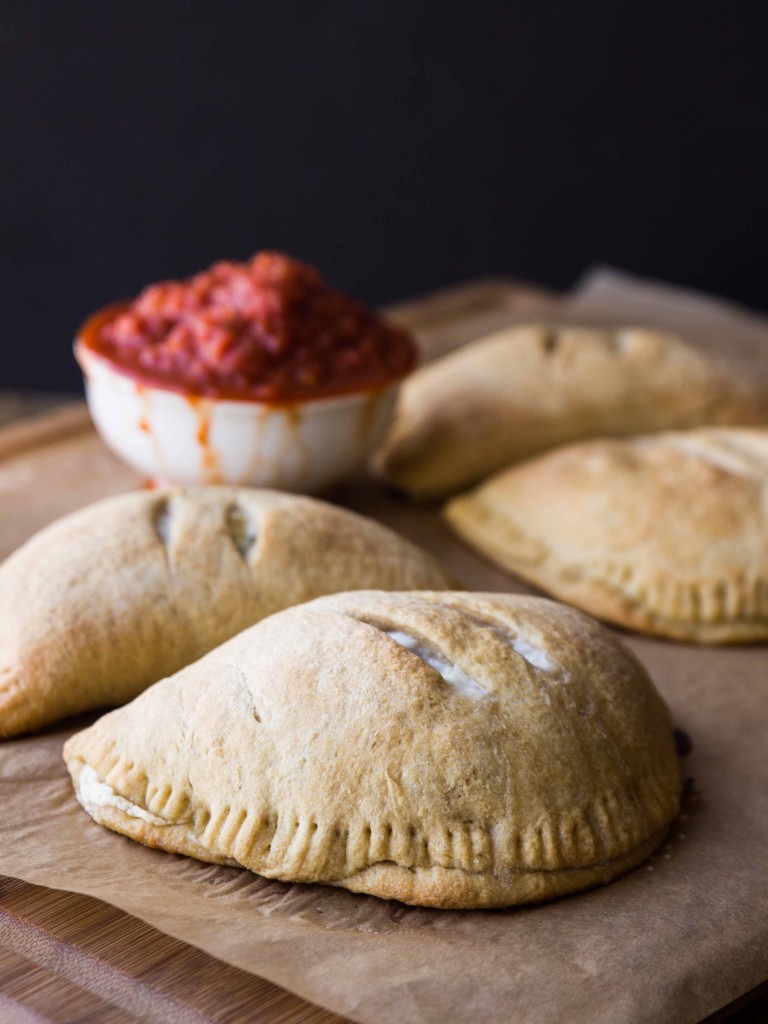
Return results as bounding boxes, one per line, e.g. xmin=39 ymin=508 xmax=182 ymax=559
xmin=1 ymin=270 xmax=768 ymax=1024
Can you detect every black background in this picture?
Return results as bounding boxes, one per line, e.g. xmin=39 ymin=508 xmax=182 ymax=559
xmin=2 ymin=1 xmax=767 ymax=392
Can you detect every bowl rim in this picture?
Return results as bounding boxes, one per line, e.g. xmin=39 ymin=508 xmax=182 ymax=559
xmin=75 ymin=338 xmax=404 ymax=415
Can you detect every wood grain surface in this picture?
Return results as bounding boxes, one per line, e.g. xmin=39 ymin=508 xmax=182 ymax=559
xmin=0 ymin=278 xmax=766 ymax=1024
xmin=0 ymin=878 xmax=343 ymax=1024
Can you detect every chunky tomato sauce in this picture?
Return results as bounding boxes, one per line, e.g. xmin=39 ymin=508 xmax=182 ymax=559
xmin=79 ymin=252 xmax=416 ymax=402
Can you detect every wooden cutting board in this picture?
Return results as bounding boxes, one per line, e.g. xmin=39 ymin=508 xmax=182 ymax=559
xmin=1 ymin=278 xmax=765 ymax=1024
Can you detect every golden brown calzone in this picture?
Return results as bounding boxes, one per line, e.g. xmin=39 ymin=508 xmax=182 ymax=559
xmin=0 ymin=488 xmax=451 ymax=737
xmin=445 ymin=428 xmax=768 ymax=642
xmin=64 ymin=591 xmax=681 ymax=908
xmin=373 ymin=324 xmax=768 ymax=499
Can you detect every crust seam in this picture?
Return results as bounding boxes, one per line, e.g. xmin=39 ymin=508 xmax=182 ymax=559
xmin=455 ymin=501 xmax=768 ymax=629
xmin=78 ymin=754 xmax=679 ymax=877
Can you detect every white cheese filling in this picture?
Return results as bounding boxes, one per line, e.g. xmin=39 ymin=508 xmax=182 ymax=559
xmin=386 ymin=621 xmax=562 ymax=701
xmin=78 ymin=764 xmax=167 ymax=826
xmin=507 ymin=634 xmax=557 ymax=672
xmin=386 ymin=630 xmax=489 ymax=700
xmin=477 ymin=618 xmax=561 ymax=674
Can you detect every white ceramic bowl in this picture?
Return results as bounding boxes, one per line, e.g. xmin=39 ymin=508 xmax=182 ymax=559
xmin=76 ymin=342 xmax=401 ymax=492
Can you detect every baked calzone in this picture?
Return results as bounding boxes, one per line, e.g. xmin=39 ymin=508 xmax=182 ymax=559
xmin=445 ymin=428 xmax=768 ymax=643
xmin=372 ymin=323 xmax=768 ymax=499
xmin=0 ymin=488 xmax=451 ymax=738
xmin=64 ymin=591 xmax=681 ymax=909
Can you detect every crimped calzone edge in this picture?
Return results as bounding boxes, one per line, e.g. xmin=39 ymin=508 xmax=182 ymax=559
xmin=64 ymin=591 xmax=681 ymax=909
xmin=444 ymin=429 xmax=768 ymax=643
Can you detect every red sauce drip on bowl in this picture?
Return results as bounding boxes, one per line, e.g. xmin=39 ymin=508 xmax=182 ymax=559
xmin=78 ymin=252 xmax=416 ymax=403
